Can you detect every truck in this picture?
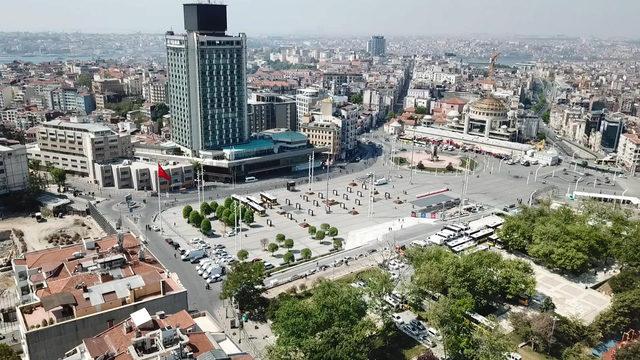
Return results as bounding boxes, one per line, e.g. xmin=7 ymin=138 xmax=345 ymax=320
xmin=35 ymin=212 xmax=44 ymax=222
xmin=181 ymin=249 xmax=207 ymax=263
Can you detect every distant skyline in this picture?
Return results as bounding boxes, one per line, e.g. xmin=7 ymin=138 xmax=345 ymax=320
xmin=1 ymin=0 xmax=640 ymax=38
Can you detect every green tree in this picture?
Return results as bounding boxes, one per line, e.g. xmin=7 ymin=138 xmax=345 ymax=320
xmin=243 ymin=209 xmax=255 ymax=224
xmin=308 ymin=226 xmax=317 ymax=235
xmin=328 ymin=227 xmax=338 ymax=237
xmin=49 ymin=167 xmax=66 ymax=191
xmin=593 ymin=288 xmax=640 ymax=338
xmin=189 ymin=210 xmax=203 ymax=227
xmin=224 ymin=197 xmax=233 ymax=208
xmin=276 ymin=233 xmax=286 ymax=243
xmin=415 ymin=106 xmax=428 ymax=114
xmin=315 ymin=230 xmax=325 ymax=241
xmin=182 ymin=205 xmax=193 ymax=219
xmin=200 ymin=201 xmax=212 ymax=215
xmin=333 ymin=238 xmax=343 ymax=250
xmin=209 ymin=201 xmax=219 ymax=212
xmin=268 ymin=281 xmax=375 ymax=360
xmin=268 ymin=243 xmax=279 ymax=256
xmin=301 ymin=248 xmax=312 ymax=260
xmin=215 ymin=205 xmax=225 ymax=220
xmin=320 ymin=223 xmax=330 ymax=231
xmin=0 ymin=344 xmax=20 ymax=360
xmin=237 ymin=249 xmax=249 ymax=261
xmin=200 ymin=218 xmax=212 ymax=234
xmin=283 ymin=251 xmax=295 ymax=265
xmin=470 ymin=326 xmax=513 ymax=360
xmin=221 ymin=261 xmax=266 ymax=313
xmin=416 ymin=161 xmax=426 ymax=170
xmin=222 ymin=208 xmax=231 ymax=220
xmin=28 ymin=159 xmax=41 ymax=171
xmin=616 ymin=341 xmax=640 ymax=360
xmin=386 ymin=111 xmax=396 ymax=120
xmin=150 ymin=103 xmax=169 ymax=121
xmin=76 ymin=73 xmax=92 ymax=88
xmin=427 ymin=291 xmax=475 ymax=359
xmin=284 ymin=238 xmax=294 ymax=249
xmin=349 ymin=93 xmax=363 ymax=104
xmin=224 ymin=213 xmax=235 ymax=228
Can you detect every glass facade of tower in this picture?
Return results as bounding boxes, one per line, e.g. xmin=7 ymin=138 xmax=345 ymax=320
xmin=198 ymin=38 xmax=246 ymax=149
xmin=166 ymin=37 xmax=192 ymax=149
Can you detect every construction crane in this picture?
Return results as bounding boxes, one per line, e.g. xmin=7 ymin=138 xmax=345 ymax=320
xmin=487 ymin=52 xmax=501 ymax=80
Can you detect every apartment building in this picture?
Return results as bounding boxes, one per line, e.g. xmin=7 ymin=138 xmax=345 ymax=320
xmin=60 ymin=308 xmax=251 ymax=360
xmin=617 ymin=133 xmax=640 ymax=175
xmin=12 ymin=233 xmax=188 ymax=360
xmin=248 ymin=93 xmax=297 ymax=133
xmin=0 ymin=137 xmax=28 ymax=195
xmin=27 ymin=119 xmax=133 ymax=181
xmin=300 ymin=121 xmax=341 ymax=160
xmin=295 ymin=88 xmax=323 ymax=128
xmin=142 ymin=79 xmax=168 ymax=104
xmin=50 ymin=88 xmax=96 ymax=114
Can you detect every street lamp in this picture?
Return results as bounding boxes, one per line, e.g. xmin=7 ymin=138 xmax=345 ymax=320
xmin=534 ymin=165 xmax=543 ymax=182
xmin=574 ymin=176 xmax=583 ymax=193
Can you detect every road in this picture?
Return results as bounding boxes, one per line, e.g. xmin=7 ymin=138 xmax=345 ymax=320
xmin=85 ymin=124 xmax=628 ymax=357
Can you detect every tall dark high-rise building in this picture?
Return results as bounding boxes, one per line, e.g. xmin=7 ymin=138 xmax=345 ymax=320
xmin=166 ymin=3 xmax=248 ymax=155
xmin=367 ymin=35 xmax=386 ymax=57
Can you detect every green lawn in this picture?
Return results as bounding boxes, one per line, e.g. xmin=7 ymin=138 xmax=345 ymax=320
xmin=370 ymin=327 xmax=427 ymax=360
xmin=507 ymin=332 xmax=556 ymax=360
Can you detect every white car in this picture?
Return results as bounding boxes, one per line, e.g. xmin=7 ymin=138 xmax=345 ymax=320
xmin=151 ymin=225 xmax=160 ymax=232
xmin=505 ymin=353 xmax=522 ymax=360
xmin=206 ymin=274 xmax=222 ymax=284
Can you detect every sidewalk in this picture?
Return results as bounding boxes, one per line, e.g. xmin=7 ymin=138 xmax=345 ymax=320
xmin=264 ymin=254 xmax=381 ymax=298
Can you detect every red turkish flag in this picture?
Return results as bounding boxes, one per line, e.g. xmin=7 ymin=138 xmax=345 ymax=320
xmin=158 ymin=164 xmax=171 ymax=181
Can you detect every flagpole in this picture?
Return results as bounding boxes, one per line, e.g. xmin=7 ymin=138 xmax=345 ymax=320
xmin=157 ymin=161 xmax=163 ymax=234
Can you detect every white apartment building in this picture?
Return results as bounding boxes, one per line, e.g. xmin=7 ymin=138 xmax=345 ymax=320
xmin=617 ymin=133 xmax=640 ymax=175
xmin=296 ymin=88 xmax=322 ymax=127
xmin=0 ymin=138 xmax=29 ymax=195
xmin=143 ymin=79 xmax=168 ymax=104
xmin=27 ymin=119 xmax=133 ymax=181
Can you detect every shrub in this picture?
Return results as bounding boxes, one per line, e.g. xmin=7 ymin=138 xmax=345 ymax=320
xmin=182 ymin=205 xmax=193 ymax=219
xmin=189 ymin=210 xmax=203 ymax=227
xmin=333 ymin=238 xmax=343 ymax=250
xmin=237 ymin=249 xmax=249 ymax=261
xmin=268 ymin=243 xmax=279 ymax=255
xmin=315 ymin=230 xmax=325 ymax=240
xmin=301 ymin=248 xmax=312 ymax=260
xmin=283 ymin=251 xmax=295 ymax=264
xmin=200 ymin=202 xmax=212 ymax=215
xmin=200 ymin=219 xmax=212 ymax=234
xmin=320 ymin=223 xmax=330 ymax=231
xmin=275 ymin=233 xmax=285 ymax=243
xmin=328 ymin=227 xmax=338 ymax=237
xmin=308 ymin=226 xmax=317 ymax=235
xmin=209 ymin=201 xmax=218 ymax=212
xmin=284 ymin=238 xmax=294 ymax=249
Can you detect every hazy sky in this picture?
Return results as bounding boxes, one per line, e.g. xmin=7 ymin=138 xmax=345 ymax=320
xmin=1 ymin=0 xmax=639 ymax=38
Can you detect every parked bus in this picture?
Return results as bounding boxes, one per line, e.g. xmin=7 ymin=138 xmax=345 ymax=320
xmin=260 ymin=192 xmax=278 ymax=205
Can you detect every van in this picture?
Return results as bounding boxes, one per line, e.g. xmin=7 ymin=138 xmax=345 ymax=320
xmin=374 ymin=178 xmax=388 ymax=186
xmin=245 ymin=176 xmax=258 ymax=183
xmin=182 ymin=249 xmax=206 ymax=262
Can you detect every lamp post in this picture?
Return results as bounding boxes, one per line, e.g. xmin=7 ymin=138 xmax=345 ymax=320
xmin=574 ymin=176 xmax=583 ymax=193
